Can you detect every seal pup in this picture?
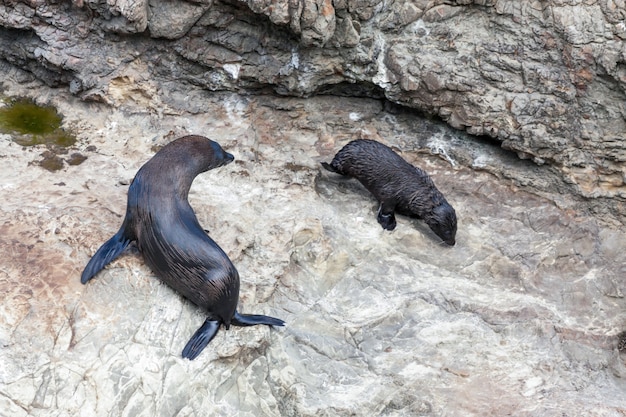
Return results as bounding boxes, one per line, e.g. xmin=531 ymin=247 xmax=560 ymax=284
xmin=81 ymin=135 xmax=285 ymax=360
xmin=321 ymin=139 xmax=457 ymax=245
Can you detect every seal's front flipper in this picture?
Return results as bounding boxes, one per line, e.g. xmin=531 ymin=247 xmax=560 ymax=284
xmin=80 ymin=229 xmax=132 ymax=284
xmin=232 ymin=311 xmax=286 ymax=327
xmin=182 ymin=319 xmax=220 ymax=360
xmin=377 ymin=202 xmax=397 ymax=231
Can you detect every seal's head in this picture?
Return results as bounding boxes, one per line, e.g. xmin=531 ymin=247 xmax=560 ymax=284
xmin=425 ymin=201 xmax=457 ymax=246
xmin=175 ymin=135 xmax=234 ymax=171
xmin=153 ymin=135 xmax=234 ymax=176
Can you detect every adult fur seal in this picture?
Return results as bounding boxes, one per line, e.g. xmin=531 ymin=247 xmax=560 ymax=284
xmin=321 ymin=139 xmax=457 ymax=245
xmin=81 ymin=135 xmax=285 ymax=360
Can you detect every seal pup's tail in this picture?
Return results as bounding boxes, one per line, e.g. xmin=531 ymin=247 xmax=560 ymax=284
xmin=80 ymin=228 xmax=132 ymax=284
xmin=321 ymin=161 xmax=341 ymax=174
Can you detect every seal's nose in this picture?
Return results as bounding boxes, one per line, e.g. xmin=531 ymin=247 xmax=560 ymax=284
xmin=224 ymin=152 xmax=234 ymax=165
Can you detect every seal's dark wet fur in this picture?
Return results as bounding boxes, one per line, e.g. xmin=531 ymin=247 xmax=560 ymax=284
xmin=322 ymin=139 xmax=457 ymax=245
xmin=81 ymin=135 xmax=284 ymax=360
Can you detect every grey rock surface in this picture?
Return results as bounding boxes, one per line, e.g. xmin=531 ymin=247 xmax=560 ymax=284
xmin=0 ymin=70 xmax=624 ymax=416
xmin=1 ymin=1 xmax=626 ymax=221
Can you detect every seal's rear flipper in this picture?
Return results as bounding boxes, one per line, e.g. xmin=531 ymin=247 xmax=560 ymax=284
xmin=182 ymin=319 xmax=220 ymax=360
xmin=232 ymin=311 xmax=286 ymax=327
xmin=80 ymin=229 xmax=132 ymax=284
xmin=320 ymin=161 xmax=339 ymax=174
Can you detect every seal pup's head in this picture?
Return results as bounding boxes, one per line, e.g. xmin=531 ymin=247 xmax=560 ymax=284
xmin=424 ymin=200 xmax=457 ymax=246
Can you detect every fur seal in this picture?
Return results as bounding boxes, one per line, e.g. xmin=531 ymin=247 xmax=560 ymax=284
xmin=81 ymin=135 xmax=285 ymax=360
xmin=321 ymin=139 xmax=457 ymax=245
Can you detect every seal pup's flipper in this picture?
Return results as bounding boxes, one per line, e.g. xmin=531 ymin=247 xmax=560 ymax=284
xmin=377 ymin=202 xmax=397 ymax=231
xmin=81 ymin=228 xmax=132 ymax=284
xmin=182 ymin=319 xmax=220 ymax=360
xmin=231 ymin=311 xmax=286 ymax=327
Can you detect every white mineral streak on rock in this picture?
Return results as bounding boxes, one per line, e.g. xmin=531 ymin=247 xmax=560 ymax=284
xmin=371 ymin=33 xmax=391 ymax=89
xmin=426 ymin=134 xmax=457 ymax=167
xmin=223 ymin=63 xmax=241 ymax=80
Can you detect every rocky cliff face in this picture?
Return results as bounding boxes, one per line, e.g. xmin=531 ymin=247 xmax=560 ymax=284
xmin=1 ymin=0 xmax=626 ymax=220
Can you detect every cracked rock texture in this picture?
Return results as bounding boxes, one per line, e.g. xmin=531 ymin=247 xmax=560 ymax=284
xmin=0 ymin=68 xmax=625 ymax=416
xmin=1 ymin=1 xmax=626 ymax=221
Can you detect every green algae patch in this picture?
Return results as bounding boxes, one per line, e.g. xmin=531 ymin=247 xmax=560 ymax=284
xmin=0 ymin=97 xmax=87 ymax=172
xmin=0 ymin=98 xmax=76 ymax=147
